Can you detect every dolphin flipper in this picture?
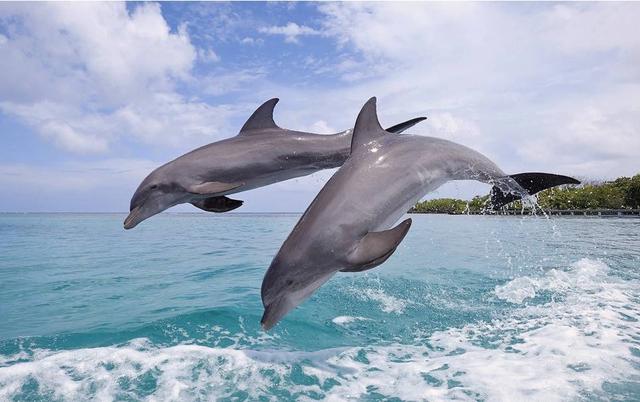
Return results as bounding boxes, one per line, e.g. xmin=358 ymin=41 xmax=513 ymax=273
xmin=386 ymin=117 xmax=427 ymax=134
xmin=191 ymin=196 xmax=243 ymax=213
xmin=342 ymin=218 xmax=412 ymax=272
xmin=187 ymin=181 xmax=244 ymax=195
xmin=491 ymin=173 xmax=580 ymax=209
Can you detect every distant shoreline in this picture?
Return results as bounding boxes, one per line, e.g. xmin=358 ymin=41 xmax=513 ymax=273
xmin=0 ymin=209 xmax=640 ymax=218
xmin=412 ymin=174 xmax=639 ymax=216
xmin=408 ymin=209 xmax=640 ymax=217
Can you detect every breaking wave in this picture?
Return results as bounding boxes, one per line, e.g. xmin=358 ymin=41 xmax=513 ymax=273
xmin=2 ymin=258 xmax=638 ymax=401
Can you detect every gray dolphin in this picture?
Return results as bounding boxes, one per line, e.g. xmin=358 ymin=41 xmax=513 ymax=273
xmin=124 ymin=98 xmax=426 ymax=229
xmin=260 ymin=97 xmax=579 ymax=330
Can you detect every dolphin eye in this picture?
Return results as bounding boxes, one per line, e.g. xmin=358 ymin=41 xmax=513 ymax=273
xmin=150 ymin=184 xmax=158 ymax=190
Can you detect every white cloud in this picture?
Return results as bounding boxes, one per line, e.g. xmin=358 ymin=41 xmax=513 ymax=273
xmin=543 ymin=4 xmax=640 ymax=54
xmin=0 ymin=101 xmax=113 ymax=153
xmin=1 ymin=2 xmax=639 ymax=212
xmin=0 ymin=3 xmax=194 ymax=102
xmin=308 ymin=120 xmax=336 ymax=134
xmin=199 ymin=68 xmax=267 ymax=97
xmin=0 ymin=93 xmax=234 ymax=154
xmin=517 ymin=83 xmax=640 ymax=178
xmin=113 ymin=93 xmax=234 ymax=147
xmin=425 ymin=113 xmax=481 ymax=142
xmin=197 ymin=48 xmax=220 ymax=64
xmin=312 ymin=2 xmax=640 ymax=179
xmin=259 ymin=22 xmax=320 ymax=44
xmin=240 ymin=36 xmax=263 ymax=46
xmin=0 ymin=2 xmax=233 ymax=154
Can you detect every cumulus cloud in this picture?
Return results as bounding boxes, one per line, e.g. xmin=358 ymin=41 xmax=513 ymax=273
xmin=0 ymin=2 xmax=233 ymax=154
xmin=0 ymin=101 xmax=113 ymax=153
xmin=0 ymin=2 xmax=194 ymax=100
xmin=313 ymin=2 xmax=640 ymax=178
xmin=259 ymin=22 xmax=320 ymax=44
xmin=1 ymin=2 xmax=639 ymax=212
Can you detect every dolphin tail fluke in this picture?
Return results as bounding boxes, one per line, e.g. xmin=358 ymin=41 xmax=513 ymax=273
xmin=386 ymin=117 xmax=427 ymax=134
xmin=342 ymin=218 xmax=412 ymax=273
xmin=490 ymin=173 xmax=580 ymax=209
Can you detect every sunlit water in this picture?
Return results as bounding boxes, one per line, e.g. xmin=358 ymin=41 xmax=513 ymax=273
xmin=1 ymin=213 xmax=639 ymax=401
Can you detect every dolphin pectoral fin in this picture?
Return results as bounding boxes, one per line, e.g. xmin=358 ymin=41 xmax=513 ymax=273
xmin=490 ymin=173 xmax=581 ymax=209
xmin=341 ymin=248 xmax=396 ymax=273
xmin=385 ymin=117 xmax=427 ymax=134
xmin=238 ymin=98 xmax=281 ymax=135
xmin=343 ymin=218 xmax=412 ymax=273
xmin=191 ymin=196 xmax=243 ymax=213
xmin=187 ymin=181 xmax=244 ymax=196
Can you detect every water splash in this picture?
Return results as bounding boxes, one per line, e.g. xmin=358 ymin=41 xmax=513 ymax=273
xmin=2 ymin=259 xmax=637 ymax=401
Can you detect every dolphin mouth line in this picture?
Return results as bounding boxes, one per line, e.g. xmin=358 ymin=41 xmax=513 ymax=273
xmin=123 ymin=206 xmax=141 ymax=230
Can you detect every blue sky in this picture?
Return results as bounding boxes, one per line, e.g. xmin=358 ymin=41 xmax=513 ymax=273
xmin=0 ymin=2 xmax=638 ymax=212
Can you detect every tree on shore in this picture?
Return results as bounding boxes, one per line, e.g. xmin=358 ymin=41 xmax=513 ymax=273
xmin=410 ymin=174 xmax=640 ymax=214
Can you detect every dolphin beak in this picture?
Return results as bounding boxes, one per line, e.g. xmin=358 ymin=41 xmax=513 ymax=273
xmin=260 ymin=319 xmax=271 ymax=331
xmin=123 ymin=206 xmax=142 ymax=230
xmin=260 ymin=304 xmax=278 ymax=331
xmin=260 ymin=295 xmax=297 ymax=331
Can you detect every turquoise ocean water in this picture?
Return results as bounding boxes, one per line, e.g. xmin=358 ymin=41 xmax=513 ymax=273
xmin=0 ymin=213 xmax=639 ymax=401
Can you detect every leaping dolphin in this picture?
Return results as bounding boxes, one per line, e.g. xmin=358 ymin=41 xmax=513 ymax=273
xmin=260 ymin=97 xmax=580 ymax=330
xmin=124 ymin=99 xmax=426 ymax=229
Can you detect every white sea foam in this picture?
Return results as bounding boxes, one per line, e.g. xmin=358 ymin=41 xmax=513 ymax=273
xmin=494 ymin=257 xmax=607 ymax=303
xmin=331 ymin=316 xmax=370 ymax=325
xmin=427 ymin=258 xmax=640 ymax=400
xmin=494 ymin=276 xmax=537 ymax=303
xmin=1 ymin=259 xmax=638 ymax=401
xmin=359 ymin=288 xmax=409 ymax=314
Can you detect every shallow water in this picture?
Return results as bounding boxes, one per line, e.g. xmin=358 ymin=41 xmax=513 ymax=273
xmin=1 ymin=213 xmax=639 ymax=401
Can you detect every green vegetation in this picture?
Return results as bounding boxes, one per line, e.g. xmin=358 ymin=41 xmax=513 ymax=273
xmin=410 ymin=196 xmax=489 ymax=214
xmin=410 ymin=174 xmax=640 ymax=214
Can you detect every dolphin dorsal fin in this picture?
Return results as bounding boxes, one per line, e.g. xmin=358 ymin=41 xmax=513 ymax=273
xmin=239 ymin=98 xmax=280 ymax=135
xmin=351 ymin=97 xmax=389 ymax=152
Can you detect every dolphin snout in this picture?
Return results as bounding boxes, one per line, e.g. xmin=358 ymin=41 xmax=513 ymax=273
xmin=123 ymin=206 xmax=142 ymax=230
xmin=261 ymin=296 xmax=294 ymax=331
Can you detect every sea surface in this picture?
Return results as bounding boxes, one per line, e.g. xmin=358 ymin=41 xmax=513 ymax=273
xmin=0 ymin=213 xmax=639 ymax=401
